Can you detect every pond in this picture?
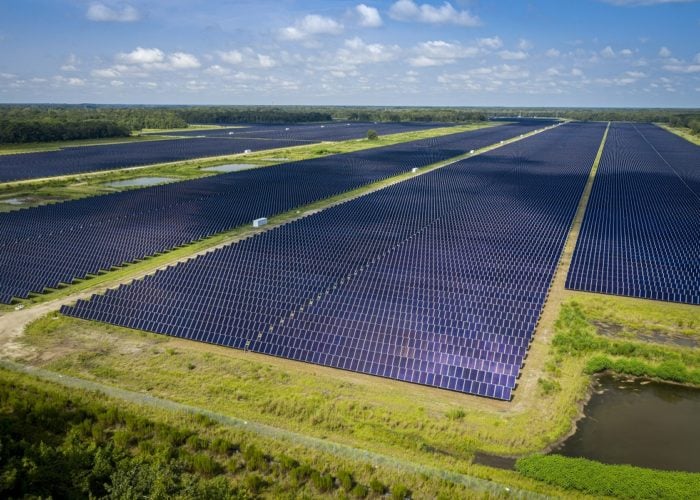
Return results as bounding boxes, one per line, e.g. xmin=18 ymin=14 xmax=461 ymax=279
xmin=201 ymin=164 xmax=258 ymax=173
xmin=552 ymin=374 xmax=700 ymax=472
xmin=105 ymin=177 xmax=175 ymax=188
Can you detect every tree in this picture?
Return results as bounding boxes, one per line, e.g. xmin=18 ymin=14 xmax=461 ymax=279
xmin=366 ymin=129 xmax=378 ymax=140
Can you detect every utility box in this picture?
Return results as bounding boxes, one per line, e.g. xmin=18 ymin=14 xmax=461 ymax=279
xmin=244 ymin=149 xmax=252 ymax=154
xmin=411 ymin=167 xmax=419 ymax=173
xmin=253 ymin=217 xmax=268 ymax=228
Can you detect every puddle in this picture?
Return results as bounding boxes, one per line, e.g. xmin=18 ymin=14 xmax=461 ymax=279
xmin=104 ymin=177 xmax=175 ymax=188
xmin=552 ymin=374 xmax=700 ymax=472
xmin=201 ymin=164 xmax=259 ymax=173
xmin=472 ymin=452 xmax=516 ymax=470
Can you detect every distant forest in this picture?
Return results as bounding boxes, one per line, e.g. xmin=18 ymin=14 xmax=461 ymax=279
xmin=0 ymin=104 xmax=698 ymax=144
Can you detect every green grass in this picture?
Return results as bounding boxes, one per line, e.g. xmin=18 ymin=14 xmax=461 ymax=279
xmin=516 ymin=455 xmax=700 ymax=500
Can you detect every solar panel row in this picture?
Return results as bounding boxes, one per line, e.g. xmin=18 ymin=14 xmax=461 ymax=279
xmin=0 ymin=120 xmax=553 ymax=304
xmin=566 ymin=123 xmax=700 ymax=305
xmin=62 ymin=121 xmax=606 ymax=400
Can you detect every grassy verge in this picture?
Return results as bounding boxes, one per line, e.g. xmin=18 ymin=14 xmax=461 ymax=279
xmin=0 ymin=366 xmax=541 ymax=499
xmin=516 ymin=455 xmax=700 ymax=500
xmin=656 ymin=123 xmax=700 ymax=146
xmin=0 ymin=123 xmax=492 ymax=212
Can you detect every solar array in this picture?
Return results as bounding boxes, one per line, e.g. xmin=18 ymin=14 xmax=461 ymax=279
xmin=0 ymin=121 xmax=454 ymax=182
xmin=0 ymin=120 xmax=552 ymax=304
xmin=62 ymin=121 xmax=605 ymax=400
xmin=566 ymin=123 xmax=700 ymax=305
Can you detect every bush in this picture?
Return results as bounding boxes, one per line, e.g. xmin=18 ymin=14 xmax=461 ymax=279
xmin=277 ymin=454 xmax=299 ymax=472
xmin=516 ymin=454 xmax=700 ymax=499
xmin=391 ymin=483 xmax=411 ymax=499
xmin=351 ymin=483 xmax=369 ymax=498
xmin=367 ymin=129 xmax=379 ymax=140
xmin=210 ymin=438 xmax=238 ymax=456
xmin=370 ymin=477 xmax=387 ymax=494
xmin=445 ymin=408 xmax=465 ymax=420
xmin=311 ymin=471 xmax=335 ymax=492
xmin=244 ymin=473 xmax=267 ymax=494
xmin=337 ymin=469 xmax=355 ymax=491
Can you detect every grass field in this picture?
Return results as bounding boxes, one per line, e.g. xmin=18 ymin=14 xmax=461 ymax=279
xmin=0 ymin=133 xmax=180 ymax=155
xmin=657 ymin=124 xmax=700 ymax=146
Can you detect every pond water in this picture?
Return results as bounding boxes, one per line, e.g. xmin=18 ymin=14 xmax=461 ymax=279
xmin=552 ymin=374 xmax=700 ymax=472
xmin=0 ymin=197 xmax=26 ymax=205
xmin=201 ymin=163 xmax=258 ymax=173
xmin=105 ymin=177 xmax=175 ymax=188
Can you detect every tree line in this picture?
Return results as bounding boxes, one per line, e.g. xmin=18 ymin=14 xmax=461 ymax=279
xmin=0 ymin=104 xmax=697 ymax=144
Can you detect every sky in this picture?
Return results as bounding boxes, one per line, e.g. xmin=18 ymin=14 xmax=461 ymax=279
xmin=0 ymin=0 xmax=699 ymax=107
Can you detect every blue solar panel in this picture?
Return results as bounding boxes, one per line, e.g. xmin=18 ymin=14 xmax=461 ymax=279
xmin=0 ymin=120 xmax=553 ymax=304
xmin=0 ymin=121 xmax=452 ymax=182
xmin=566 ymin=123 xmax=700 ymax=305
xmin=61 ymin=121 xmax=606 ymax=400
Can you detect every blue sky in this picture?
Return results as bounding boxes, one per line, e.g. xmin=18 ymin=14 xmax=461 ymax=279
xmin=1 ymin=0 xmax=699 ymax=106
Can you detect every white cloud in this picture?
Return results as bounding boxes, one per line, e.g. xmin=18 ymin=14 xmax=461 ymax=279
xmin=518 ymin=39 xmax=533 ymax=51
xmin=54 ymin=76 xmax=85 ymax=86
xmin=204 ymin=65 xmax=230 ymax=76
xmin=91 ymin=67 xmax=121 ymax=78
xmin=110 ymin=80 xmax=124 ymax=87
xmin=478 ymin=37 xmax=503 ymax=49
xmin=601 ymin=45 xmax=615 ymax=58
xmin=545 ymin=48 xmax=561 ymax=57
xmin=168 ymin=52 xmax=200 ymax=69
xmin=663 ymin=63 xmax=700 ymax=73
xmin=356 ymin=4 xmax=382 ymax=27
xmin=625 ymin=70 xmax=647 ymax=77
xmin=499 ymin=50 xmax=528 ymax=60
xmin=257 ymin=54 xmax=276 ymax=68
xmin=619 ymin=48 xmax=634 ymax=56
xmin=408 ymin=40 xmax=479 ymax=66
xmin=389 ymin=0 xmax=480 ymax=27
xmin=571 ymin=68 xmax=584 ymax=77
xmin=336 ymin=37 xmax=400 ymax=66
xmin=117 ymin=47 xmax=164 ymax=65
xmin=61 ymin=54 xmax=79 ymax=72
xmin=219 ymin=50 xmax=244 ymax=65
xmin=86 ymin=2 xmax=140 ymax=22
xmin=659 ymin=46 xmax=672 ymax=57
xmin=280 ymin=14 xmax=343 ymax=41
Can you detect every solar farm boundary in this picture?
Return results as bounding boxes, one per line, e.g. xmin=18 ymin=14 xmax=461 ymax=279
xmin=511 ymin=122 xmax=610 ymax=409
xmin=0 ymin=359 xmax=547 ymax=500
xmin=0 ymin=123 xmax=480 ymax=187
xmin=1 ymin=121 xmax=561 ymax=310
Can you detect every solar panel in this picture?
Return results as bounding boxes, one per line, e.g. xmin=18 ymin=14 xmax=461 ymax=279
xmin=566 ymin=123 xmax=700 ymax=305
xmin=61 ymin=121 xmax=606 ymax=400
xmin=0 ymin=120 xmax=553 ymax=304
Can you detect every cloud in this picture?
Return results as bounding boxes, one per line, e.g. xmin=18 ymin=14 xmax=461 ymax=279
xmin=86 ymin=2 xmax=140 ymax=22
xmin=499 ymin=50 xmax=528 ymax=60
xmin=658 ymin=46 xmax=672 ymax=57
xmin=53 ymin=76 xmax=86 ymax=86
xmin=280 ymin=14 xmax=343 ymax=41
xmin=219 ymin=50 xmax=243 ymax=65
xmin=257 ymin=54 xmax=276 ymax=68
xmin=356 ymin=4 xmax=382 ymax=27
xmin=389 ymin=0 xmax=480 ymax=27
xmin=518 ymin=39 xmax=533 ymax=50
xmin=117 ymin=47 xmax=164 ymax=64
xmin=168 ymin=52 xmax=200 ymax=69
xmin=478 ymin=37 xmax=503 ymax=49
xmin=336 ymin=37 xmax=400 ymax=66
xmin=619 ymin=48 xmax=634 ymax=56
xmin=663 ymin=62 xmax=700 ymax=73
xmin=571 ymin=68 xmax=584 ymax=77
xmin=601 ymin=45 xmax=616 ymax=58
xmin=408 ymin=40 xmax=479 ymax=66
xmin=599 ymin=0 xmax=698 ymax=5
xmin=61 ymin=54 xmax=79 ymax=72
xmin=545 ymin=48 xmax=561 ymax=57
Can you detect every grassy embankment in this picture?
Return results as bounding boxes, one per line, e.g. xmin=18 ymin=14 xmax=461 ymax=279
xmin=0 ymin=123 xmax=491 ymax=213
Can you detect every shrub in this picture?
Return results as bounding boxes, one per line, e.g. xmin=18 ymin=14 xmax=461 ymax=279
xmin=391 ymin=483 xmax=411 ymax=500
xmin=244 ymin=473 xmax=267 ymax=494
xmin=369 ymin=478 xmax=387 ymax=494
xmin=516 ymin=455 xmax=700 ymax=499
xmin=351 ymin=483 xmax=369 ymax=498
xmin=311 ymin=471 xmax=335 ymax=492
xmin=445 ymin=408 xmax=465 ymax=420
xmin=337 ymin=469 xmax=355 ymax=491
